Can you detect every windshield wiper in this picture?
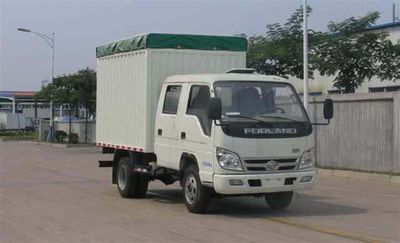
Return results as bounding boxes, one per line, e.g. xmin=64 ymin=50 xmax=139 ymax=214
xmin=259 ymin=115 xmax=308 ymax=124
xmin=224 ymin=113 xmax=269 ymax=124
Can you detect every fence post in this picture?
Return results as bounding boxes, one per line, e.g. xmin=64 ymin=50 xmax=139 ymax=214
xmin=393 ymin=92 xmax=400 ymax=173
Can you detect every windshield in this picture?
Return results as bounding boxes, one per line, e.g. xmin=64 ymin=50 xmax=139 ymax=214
xmin=214 ymin=81 xmax=309 ymax=123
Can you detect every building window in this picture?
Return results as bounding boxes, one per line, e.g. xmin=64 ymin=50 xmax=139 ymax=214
xmin=298 ymin=92 xmax=322 ymax=96
xmin=328 ymin=89 xmax=345 ymax=94
xmin=386 ymin=86 xmax=400 ymax=92
xmin=369 ymin=87 xmax=385 ymax=93
xmin=369 ymin=86 xmax=400 ymax=93
xmin=310 ymin=92 xmax=322 ymax=96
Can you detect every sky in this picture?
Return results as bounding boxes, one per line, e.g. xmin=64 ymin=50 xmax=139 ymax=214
xmin=0 ymin=0 xmax=398 ymax=91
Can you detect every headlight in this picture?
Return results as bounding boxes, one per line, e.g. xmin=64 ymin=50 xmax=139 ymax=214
xmin=216 ymin=148 xmax=244 ymax=171
xmin=297 ymin=148 xmax=315 ymax=169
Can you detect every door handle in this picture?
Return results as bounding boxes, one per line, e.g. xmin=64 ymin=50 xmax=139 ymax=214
xmin=181 ymin=132 xmax=186 ymax=140
xmin=158 ymin=129 xmax=162 ymax=136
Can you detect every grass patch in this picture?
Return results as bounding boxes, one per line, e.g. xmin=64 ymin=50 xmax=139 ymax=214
xmin=0 ymin=130 xmax=38 ymax=140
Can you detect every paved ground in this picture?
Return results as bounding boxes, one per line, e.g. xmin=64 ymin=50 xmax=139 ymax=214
xmin=0 ymin=141 xmax=399 ymax=243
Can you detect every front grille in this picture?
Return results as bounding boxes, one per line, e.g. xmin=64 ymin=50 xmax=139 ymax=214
xmin=245 ymin=158 xmax=296 ymax=164
xmin=247 ymin=167 xmax=267 ymax=171
xmin=243 ymin=158 xmax=297 ymax=173
xmin=279 ymin=166 xmax=296 ymax=170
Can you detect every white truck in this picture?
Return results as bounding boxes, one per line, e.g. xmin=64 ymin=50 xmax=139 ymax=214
xmin=96 ymin=33 xmax=333 ymax=213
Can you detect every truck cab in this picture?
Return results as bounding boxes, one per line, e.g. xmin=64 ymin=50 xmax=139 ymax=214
xmin=144 ymin=72 xmax=332 ymax=213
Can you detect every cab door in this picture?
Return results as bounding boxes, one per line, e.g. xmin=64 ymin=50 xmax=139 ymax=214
xmin=177 ymin=84 xmax=214 ymax=183
xmin=154 ymin=84 xmax=184 ymax=170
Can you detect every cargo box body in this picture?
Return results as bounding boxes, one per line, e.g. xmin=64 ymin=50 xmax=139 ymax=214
xmin=96 ymin=34 xmax=246 ymax=152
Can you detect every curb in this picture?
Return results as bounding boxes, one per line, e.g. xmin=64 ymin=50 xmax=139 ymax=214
xmin=0 ymin=137 xmax=37 ymax=142
xmin=318 ymin=168 xmax=400 ymax=184
xmin=13 ymin=140 xmax=96 ymax=148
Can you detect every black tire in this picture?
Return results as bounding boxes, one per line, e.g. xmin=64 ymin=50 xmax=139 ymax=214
xmin=265 ymin=191 xmax=293 ymax=210
xmin=117 ymin=157 xmax=148 ymax=198
xmin=182 ymin=165 xmax=210 ymax=214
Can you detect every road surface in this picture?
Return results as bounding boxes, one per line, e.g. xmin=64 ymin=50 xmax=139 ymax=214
xmin=0 ymin=141 xmax=399 ymax=242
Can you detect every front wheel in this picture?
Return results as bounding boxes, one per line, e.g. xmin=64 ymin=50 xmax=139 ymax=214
xmin=265 ymin=191 xmax=293 ymax=210
xmin=182 ymin=165 xmax=210 ymax=214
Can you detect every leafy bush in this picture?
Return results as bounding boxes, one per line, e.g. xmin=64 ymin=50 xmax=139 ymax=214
xmin=0 ymin=131 xmax=17 ymax=137
xmin=69 ymin=133 xmax=79 ymax=144
xmin=54 ymin=130 xmax=67 ymax=143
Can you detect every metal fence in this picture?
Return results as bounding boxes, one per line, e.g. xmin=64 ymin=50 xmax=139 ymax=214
xmin=39 ymin=120 xmax=96 ymax=144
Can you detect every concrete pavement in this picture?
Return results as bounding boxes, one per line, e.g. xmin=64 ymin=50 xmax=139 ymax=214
xmin=0 ymin=141 xmax=399 ymax=242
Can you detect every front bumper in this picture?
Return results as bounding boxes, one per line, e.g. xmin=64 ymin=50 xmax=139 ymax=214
xmin=213 ymin=170 xmax=316 ymax=195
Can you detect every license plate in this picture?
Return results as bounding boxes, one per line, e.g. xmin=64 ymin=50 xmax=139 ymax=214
xmin=262 ymin=178 xmax=284 ymax=187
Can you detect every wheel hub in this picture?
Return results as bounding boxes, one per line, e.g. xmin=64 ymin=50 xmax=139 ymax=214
xmin=117 ymin=165 xmax=128 ymax=190
xmin=185 ymin=175 xmax=197 ymax=204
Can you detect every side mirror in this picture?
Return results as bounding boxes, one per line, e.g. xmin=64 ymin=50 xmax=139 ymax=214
xmin=208 ymin=97 xmax=222 ymax=120
xmin=323 ymin=98 xmax=334 ymax=120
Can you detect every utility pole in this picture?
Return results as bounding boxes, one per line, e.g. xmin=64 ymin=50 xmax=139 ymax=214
xmin=18 ymin=27 xmax=55 ymax=142
xmin=303 ymin=0 xmax=309 ymax=111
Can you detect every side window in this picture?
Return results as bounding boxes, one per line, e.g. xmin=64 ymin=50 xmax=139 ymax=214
xmin=187 ymin=85 xmax=211 ymax=136
xmin=162 ymin=85 xmax=181 ymax=114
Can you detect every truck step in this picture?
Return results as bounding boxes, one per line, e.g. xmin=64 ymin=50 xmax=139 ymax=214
xmin=132 ymin=164 xmax=153 ymax=174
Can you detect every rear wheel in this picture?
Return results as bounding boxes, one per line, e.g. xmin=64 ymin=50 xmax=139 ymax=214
xmin=265 ymin=191 xmax=293 ymax=210
xmin=182 ymin=165 xmax=210 ymax=214
xmin=117 ymin=157 xmax=148 ymax=198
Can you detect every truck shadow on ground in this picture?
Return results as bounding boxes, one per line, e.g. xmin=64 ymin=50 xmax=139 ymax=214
xmin=147 ymin=189 xmax=368 ymax=218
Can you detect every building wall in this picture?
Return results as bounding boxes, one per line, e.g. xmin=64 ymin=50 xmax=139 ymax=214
xmin=21 ymin=108 xmax=50 ymax=119
xmin=373 ymin=25 xmax=400 ymax=44
xmin=309 ymin=92 xmax=400 ymax=173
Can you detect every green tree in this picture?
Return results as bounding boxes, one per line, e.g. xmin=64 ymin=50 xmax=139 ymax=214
xmin=247 ymin=8 xmax=400 ymax=93
xmin=315 ymin=11 xmax=400 ymax=93
xmin=37 ymin=75 xmax=79 ymax=142
xmin=247 ymin=6 xmax=322 ymax=79
xmin=74 ymin=68 xmax=96 ymax=143
xmin=371 ymin=31 xmax=400 ymax=81
xmin=36 ymin=68 xmax=96 ymax=143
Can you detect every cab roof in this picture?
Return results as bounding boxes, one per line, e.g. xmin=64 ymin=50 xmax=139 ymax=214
xmin=164 ymin=73 xmax=289 ymax=85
